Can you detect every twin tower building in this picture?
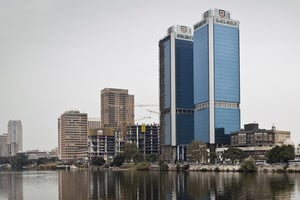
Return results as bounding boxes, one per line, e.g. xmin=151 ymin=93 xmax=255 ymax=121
xmin=159 ymin=9 xmax=240 ymax=160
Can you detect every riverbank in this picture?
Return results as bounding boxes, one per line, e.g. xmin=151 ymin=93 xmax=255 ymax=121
xmin=185 ymin=163 xmax=300 ymax=173
xmin=3 ymin=162 xmax=300 ymax=173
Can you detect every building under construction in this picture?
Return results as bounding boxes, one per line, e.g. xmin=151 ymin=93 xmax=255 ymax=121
xmin=125 ymin=124 xmax=160 ymax=156
xmin=87 ymin=127 xmax=115 ymax=161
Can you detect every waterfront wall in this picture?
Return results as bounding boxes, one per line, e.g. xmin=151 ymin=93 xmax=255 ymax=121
xmin=186 ymin=164 xmax=300 ymax=173
xmin=188 ymin=164 xmax=240 ymax=172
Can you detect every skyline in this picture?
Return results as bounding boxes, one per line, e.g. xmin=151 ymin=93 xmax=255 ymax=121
xmin=0 ymin=0 xmax=299 ymax=151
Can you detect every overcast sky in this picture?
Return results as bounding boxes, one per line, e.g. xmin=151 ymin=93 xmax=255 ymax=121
xmin=0 ymin=0 xmax=299 ymax=151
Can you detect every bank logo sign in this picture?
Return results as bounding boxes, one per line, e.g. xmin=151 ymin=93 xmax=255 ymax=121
xmin=219 ymin=10 xmax=225 ymax=18
xmin=180 ymin=26 xmax=187 ymax=33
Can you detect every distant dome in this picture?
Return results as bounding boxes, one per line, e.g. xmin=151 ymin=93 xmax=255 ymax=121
xmin=283 ymin=138 xmax=295 ymax=146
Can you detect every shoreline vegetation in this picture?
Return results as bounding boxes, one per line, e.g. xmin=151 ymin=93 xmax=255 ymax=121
xmin=2 ymin=162 xmax=300 ymax=173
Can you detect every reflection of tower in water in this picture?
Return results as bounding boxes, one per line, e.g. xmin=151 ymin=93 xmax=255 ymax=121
xmin=58 ymin=171 xmax=89 ymax=200
xmin=0 ymin=172 xmax=24 ymax=200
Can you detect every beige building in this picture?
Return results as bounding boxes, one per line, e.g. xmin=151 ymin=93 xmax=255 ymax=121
xmin=101 ymin=88 xmax=134 ymax=129
xmin=88 ymin=118 xmax=101 ymax=129
xmin=231 ymin=123 xmax=291 ymax=147
xmin=58 ymin=110 xmax=88 ymax=163
xmin=231 ymin=123 xmax=292 ymax=159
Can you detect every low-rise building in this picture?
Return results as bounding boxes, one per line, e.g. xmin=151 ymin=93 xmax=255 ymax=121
xmin=231 ymin=123 xmax=290 ymax=147
xmin=295 ymin=144 xmax=300 ymax=160
xmin=230 ymin=123 xmax=292 ymax=159
xmin=25 ymin=150 xmax=50 ymax=160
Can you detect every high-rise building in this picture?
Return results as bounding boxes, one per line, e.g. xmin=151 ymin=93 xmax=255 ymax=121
xmin=159 ymin=25 xmax=194 ymax=160
xmin=7 ymin=120 xmax=23 ymax=156
xmin=101 ymin=88 xmax=134 ymax=129
xmin=58 ymin=110 xmax=87 ymax=163
xmin=194 ymin=9 xmax=240 ymax=144
xmin=0 ymin=134 xmax=8 ymax=157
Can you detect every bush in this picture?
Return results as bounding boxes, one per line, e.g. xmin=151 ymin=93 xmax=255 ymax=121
xmin=91 ymin=157 xmax=105 ymax=166
xmin=111 ymin=154 xmax=125 ymax=167
xmin=182 ymin=164 xmax=189 ymax=171
xmin=240 ymin=158 xmax=257 ymax=172
xmin=146 ymin=154 xmax=159 ymax=163
xmin=10 ymin=154 xmax=29 ymax=170
xmin=135 ymin=161 xmax=150 ymax=171
xmin=214 ymin=167 xmax=220 ymax=172
xmin=159 ymin=160 xmax=169 ymax=171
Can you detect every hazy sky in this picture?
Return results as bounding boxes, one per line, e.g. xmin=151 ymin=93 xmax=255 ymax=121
xmin=0 ymin=0 xmax=299 ymax=151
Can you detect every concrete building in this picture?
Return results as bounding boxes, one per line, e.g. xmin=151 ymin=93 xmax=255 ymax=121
xmin=58 ymin=110 xmax=88 ymax=163
xmin=88 ymin=118 xmax=101 ymax=129
xmin=295 ymin=144 xmax=300 ymax=160
xmin=231 ymin=123 xmax=291 ymax=147
xmin=231 ymin=123 xmax=292 ymax=158
xmin=125 ymin=124 xmax=160 ymax=156
xmin=7 ymin=120 xmax=23 ymax=156
xmin=101 ymin=88 xmax=134 ymax=129
xmin=0 ymin=134 xmax=8 ymax=157
xmin=159 ymin=25 xmax=194 ymax=161
xmin=87 ymin=128 xmax=115 ymax=161
xmin=25 ymin=150 xmax=50 ymax=160
xmin=194 ymin=9 xmax=240 ymax=145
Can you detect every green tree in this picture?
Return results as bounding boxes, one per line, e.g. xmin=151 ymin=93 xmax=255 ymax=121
xmin=91 ymin=157 xmax=105 ymax=166
xmin=135 ymin=161 xmax=151 ymax=171
xmin=240 ymin=157 xmax=257 ymax=172
xmin=223 ymin=147 xmax=247 ymax=164
xmin=209 ymin=151 xmax=217 ymax=164
xmin=266 ymin=145 xmax=295 ymax=163
xmin=111 ymin=154 xmax=125 ymax=167
xmin=0 ymin=157 xmax=9 ymax=165
xmin=10 ymin=153 xmax=29 ymax=170
xmin=146 ymin=154 xmax=159 ymax=163
xmin=187 ymin=141 xmax=207 ymax=163
xmin=159 ymin=159 xmax=169 ymax=171
xmin=123 ymin=143 xmax=143 ymax=163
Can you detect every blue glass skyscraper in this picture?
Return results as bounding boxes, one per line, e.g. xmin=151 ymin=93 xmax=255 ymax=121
xmin=194 ymin=9 xmax=241 ymax=144
xmin=159 ymin=25 xmax=194 ymax=160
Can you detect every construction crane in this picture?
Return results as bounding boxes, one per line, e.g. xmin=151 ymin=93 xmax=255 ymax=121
xmin=146 ymin=109 xmax=160 ymax=114
xmin=135 ymin=116 xmax=151 ymax=122
xmin=135 ymin=104 xmax=158 ymax=107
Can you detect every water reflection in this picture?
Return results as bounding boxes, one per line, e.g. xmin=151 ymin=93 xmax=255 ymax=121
xmin=0 ymin=172 xmax=23 ymax=200
xmin=0 ymin=170 xmax=299 ymax=200
xmin=58 ymin=171 xmax=298 ymax=200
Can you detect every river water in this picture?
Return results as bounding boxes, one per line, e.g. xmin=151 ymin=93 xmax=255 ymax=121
xmin=0 ymin=170 xmax=300 ymax=200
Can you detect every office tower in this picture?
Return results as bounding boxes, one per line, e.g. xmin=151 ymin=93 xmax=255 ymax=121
xmin=159 ymin=25 xmax=194 ymax=161
xmin=101 ymin=88 xmax=134 ymax=129
xmin=7 ymin=120 xmax=23 ymax=156
xmin=58 ymin=110 xmax=87 ymax=162
xmin=194 ymin=9 xmax=240 ymax=144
